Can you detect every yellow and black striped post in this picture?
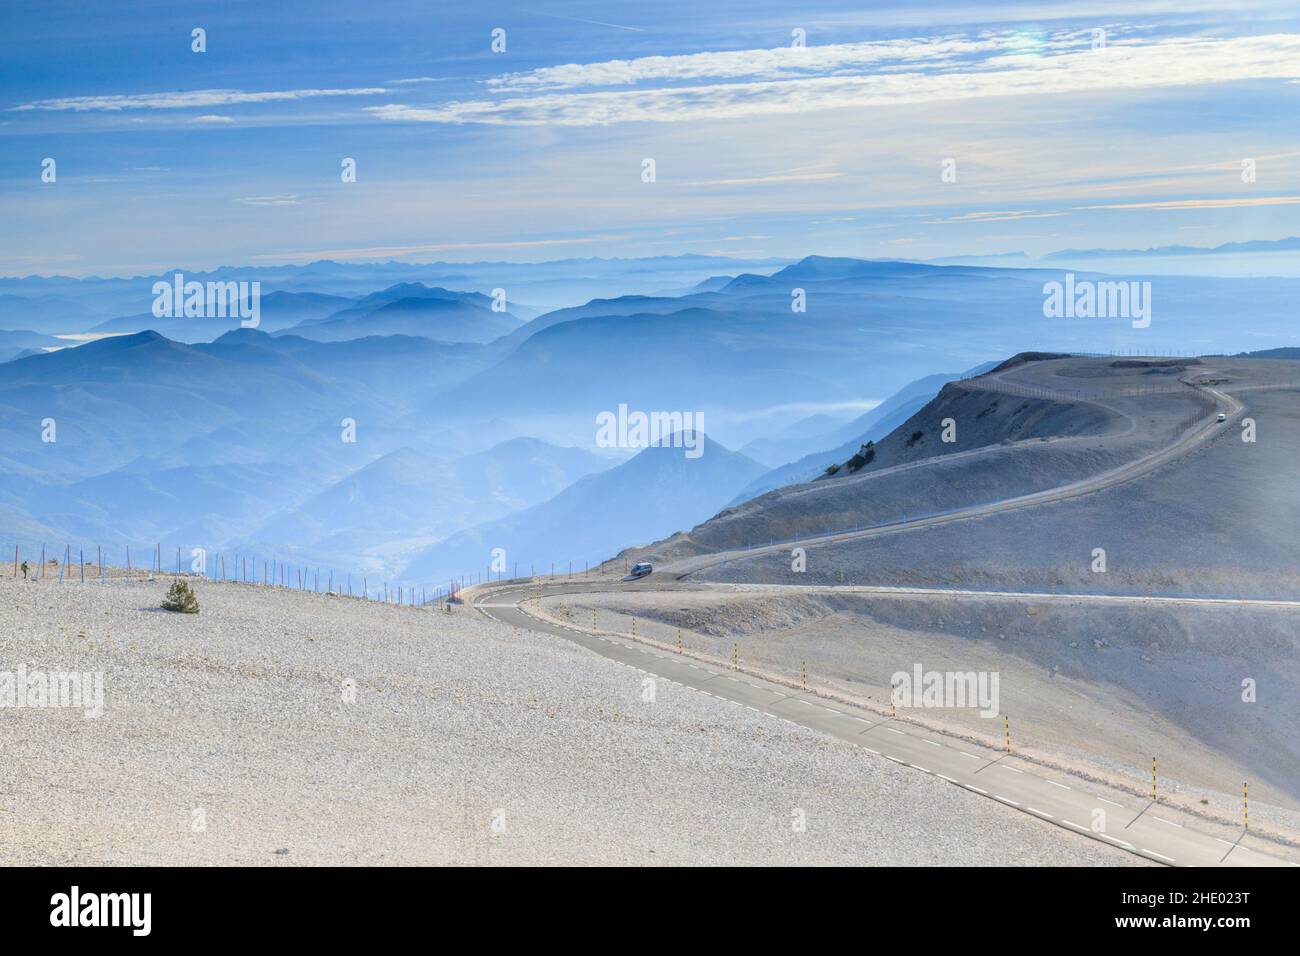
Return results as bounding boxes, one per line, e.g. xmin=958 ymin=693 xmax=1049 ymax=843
xmin=731 ymin=643 xmax=738 ymax=670
xmin=1004 ymin=715 xmax=1011 ymax=754
xmin=592 ymin=609 xmax=596 ymax=630
xmin=891 ymin=686 xmax=896 ymax=719
xmin=631 ymin=617 xmax=636 ymax=641
xmin=1243 ymin=781 xmax=1249 ymax=829
xmin=676 ymin=628 xmax=682 ymax=653
xmin=801 ymin=660 xmax=807 ymax=691
xmin=1151 ymin=757 xmax=1157 ymax=801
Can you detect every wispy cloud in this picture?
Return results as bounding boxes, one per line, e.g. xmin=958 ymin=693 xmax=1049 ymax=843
xmin=687 ymin=167 xmax=841 ymax=187
xmin=486 ymin=35 xmax=1012 ymax=91
xmin=192 ymin=114 xmax=235 ymax=124
xmin=11 ymin=87 xmax=388 ymax=112
xmin=374 ymin=33 xmax=1300 ymax=127
xmin=1078 ymin=196 xmax=1300 ymax=210
xmin=926 ymin=210 xmax=1070 ymax=224
xmin=249 ymin=236 xmax=625 ymax=262
xmin=236 ymin=195 xmax=303 ymax=206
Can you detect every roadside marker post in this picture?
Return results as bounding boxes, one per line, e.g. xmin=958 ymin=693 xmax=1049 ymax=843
xmin=1152 ymin=757 xmax=1157 ymax=801
xmin=891 ymin=686 xmax=896 ymax=719
xmin=731 ymin=643 xmax=738 ymax=670
xmin=1005 ymin=715 xmax=1011 ymax=754
xmin=631 ymin=618 xmax=636 ymax=641
xmin=801 ymin=660 xmax=807 ymax=691
xmin=676 ymin=628 xmax=682 ymax=653
xmin=1244 ymin=782 xmax=1249 ymax=829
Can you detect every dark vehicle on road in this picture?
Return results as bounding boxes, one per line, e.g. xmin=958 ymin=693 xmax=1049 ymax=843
xmin=629 ymin=562 xmax=653 ymax=578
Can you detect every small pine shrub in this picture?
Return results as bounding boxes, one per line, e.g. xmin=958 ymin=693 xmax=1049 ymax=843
xmin=845 ymin=441 xmax=876 ymax=472
xmin=161 ymin=579 xmax=200 ymax=614
xmin=824 ymin=463 xmax=841 ymax=476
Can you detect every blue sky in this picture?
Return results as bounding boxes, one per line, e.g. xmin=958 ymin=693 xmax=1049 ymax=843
xmin=2 ymin=0 xmax=1298 ymax=276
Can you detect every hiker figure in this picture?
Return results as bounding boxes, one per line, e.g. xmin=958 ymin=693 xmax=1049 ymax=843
xmin=20 ymin=560 xmax=29 ymax=580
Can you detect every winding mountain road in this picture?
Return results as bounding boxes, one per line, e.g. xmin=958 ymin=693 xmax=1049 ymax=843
xmin=467 ymin=372 xmax=1297 ymax=866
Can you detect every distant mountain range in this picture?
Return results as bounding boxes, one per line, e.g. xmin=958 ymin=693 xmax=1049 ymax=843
xmin=3 ymin=253 xmax=1300 ymax=589
xmin=931 ymin=236 xmax=1300 ymax=268
xmin=402 ymin=434 xmax=764 ymax=583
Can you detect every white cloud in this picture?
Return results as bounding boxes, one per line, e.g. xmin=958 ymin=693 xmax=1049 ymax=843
xmin=192 ymin=114 xmax=235 ymax=124
xmin=374 ymin=33 xmax=1300 ymax=127
xmin=236 ymin=195 xmax=303 ymax=206
xmin=687 ymin=167 xmax=842 ymax=187
xmin=486 ymin=35 xmax=1015 ymax=91
xmin=1078 ymin=196 xmax=1300 ymax=210
xmin=248 ymin=236 xmax=623 ymax=262
xmin=12 ymin=87 xmax=388 ymax=112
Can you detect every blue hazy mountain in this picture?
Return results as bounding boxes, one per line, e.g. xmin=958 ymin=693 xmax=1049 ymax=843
xmin=0 ymin=329 xmax=62 ymax=362
xmin=730 ymin=363 xmax=998 ymax=503
xmin=4 ymin=254 xmax=1300 ymax=588
xmin=89 ymin=290 xmax=356 ymax=341
xmin=279 ymin=284 xmax=524 ymax=343
xmin=401 ymin=434 xmax=764 ymax=585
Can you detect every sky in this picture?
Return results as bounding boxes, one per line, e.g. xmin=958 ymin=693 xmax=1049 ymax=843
xmin=1 ymin=0 xmax=1298 ymax=276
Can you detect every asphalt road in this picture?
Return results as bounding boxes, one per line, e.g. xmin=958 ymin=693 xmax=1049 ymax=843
xmin=464 ymin=376 xmax=1300 ymax=866
xmin=472 ymin=580 xmax=1296 ymax=867
xmin=666 ymin=379 xmax=1245 ymax=580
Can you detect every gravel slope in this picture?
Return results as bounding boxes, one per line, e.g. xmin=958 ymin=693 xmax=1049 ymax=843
xmin=0 ymin=576 xmax=1134 ymax=866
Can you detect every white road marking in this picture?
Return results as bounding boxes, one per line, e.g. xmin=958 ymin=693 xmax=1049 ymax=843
xmin=1046 ymin=780 xmax=1072 ymax=791
xmin=1000 ymin=765 xmax=1024 ymax=774
xmin=1027 ymin=807 xmax=1053 ymax=819
xmin=1062 ymin=820 xmax=1090 ymax=833
xmin=885 ymin=728 xmax=906 ymax=736
xmin=1152 ymin=816 xmax=1183 ymax=829
xmin=994 ymin=795 xmax=1020 ymax=807
xmin=1098 ymin=798 xmax=1124 ymax=808
xmin=909 ymin=765 xmax=931 ymax=773
xmin=923 ymin=739 xmax=941 ymax=747
xmin=1142 ymin=848 xmax=1176 ymax=863
xmin=966 ymin=785 xmax=988 ymax=795
xmin=959 ymin=752 xmax=981 ymax=760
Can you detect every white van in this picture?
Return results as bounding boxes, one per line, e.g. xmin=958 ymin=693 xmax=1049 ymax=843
xmin=630 ymin=562 xmax=653 ymax=578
